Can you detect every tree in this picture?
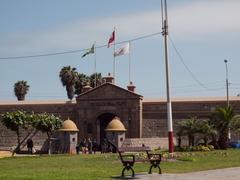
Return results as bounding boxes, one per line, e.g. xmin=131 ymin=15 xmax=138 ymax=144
xmin=211 ymin=106 xmax=240 ymax=149
xmin=1 ymin=110 xmax=36 ymax=155
xmin=34 ymin=113 xmax=63 ymax=155
xmin=198 ymin=120 xmax=217 ymax=146
xmin=177 ymin=117 xmax=202 ymax=146
xmin=75 ymin=73 xmax=89 ymax=95
xmin=89 ymin=73 xmax=102 ymax=88
xmin=230 ymin=114 xmax=240 ymax=132
xmin=14 ymin=80 xmax=30 ymax=101
xmin=75 ymin=72 xmax=102 ymax=95
xmin=59 ymin=66 xmax=78 ymax=100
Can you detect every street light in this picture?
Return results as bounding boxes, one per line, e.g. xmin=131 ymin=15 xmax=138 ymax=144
xmin=224 ymin=59 xmax=231 ymax=141
xmin=224 ymin=59 xmax=229 ymax=107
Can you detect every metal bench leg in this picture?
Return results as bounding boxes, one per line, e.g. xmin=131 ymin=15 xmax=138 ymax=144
xmin=148 ymin=163 xmax=162 ymax=174
xmin=121 ymin=166 xmax=135 ymax=177
xmin=149 ymin=165 xmax=153 ymax=174
xmin=131 ymin=167 xmax=135 ymax=177
xmin=121 ymin=167 xmax=127 ymax=177
xmin=158 ymin=166 xmax=162 ymax=174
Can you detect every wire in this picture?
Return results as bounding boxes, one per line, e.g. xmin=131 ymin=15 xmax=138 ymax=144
xmin=169 ymin=36 xmax=210 ymax=90
xmin=0 ymin=32 xmax=162 ymax=60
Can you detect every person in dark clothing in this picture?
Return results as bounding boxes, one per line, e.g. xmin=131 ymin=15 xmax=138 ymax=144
xmin=87 ymin=138 xmax=93 ymax=154
xmin=27 ymin=138 xmax=33 ymax=154
xmin=92 ymin=138 xmax=98 ymax=154
xmin=76 ymin=144 xmax=80 ymax=154
xmin=82 ymin=138 xmax=87 ymax=154
xmin=101 ymin=138 xmax=108 ymax=153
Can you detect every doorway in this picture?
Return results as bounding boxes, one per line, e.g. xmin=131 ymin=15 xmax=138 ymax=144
xmin=97 ymin=113 xmax=116 ymax=144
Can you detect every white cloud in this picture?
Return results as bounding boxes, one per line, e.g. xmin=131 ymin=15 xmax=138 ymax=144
xmin=0 ymin=0 xmax=240 ymax=55
xmin=169 ymin=1 xmax=240 ymax=40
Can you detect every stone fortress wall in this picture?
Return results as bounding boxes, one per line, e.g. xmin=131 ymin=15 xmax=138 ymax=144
xmin=0 ymin=101 xmax=76 ymax=150
xmin=1 ymin=97 xmax=240 ymax=150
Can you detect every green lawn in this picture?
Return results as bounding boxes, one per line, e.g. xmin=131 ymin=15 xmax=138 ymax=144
xmin=0 ymin=149 xmax=240 ymax=180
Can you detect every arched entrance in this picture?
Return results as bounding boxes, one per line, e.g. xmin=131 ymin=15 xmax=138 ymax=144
xmin=97 ymin=113 xmax=116 ymax=144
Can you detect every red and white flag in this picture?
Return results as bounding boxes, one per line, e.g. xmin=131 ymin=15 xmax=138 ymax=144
xmin=114 ymin=43 xmax=130 ymax=57
xmin=108 ymin=30 xmax=115 ymax=48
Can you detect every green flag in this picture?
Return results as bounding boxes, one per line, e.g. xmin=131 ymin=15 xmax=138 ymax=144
xmin=81 ymin=44 xmax=95 ymax=58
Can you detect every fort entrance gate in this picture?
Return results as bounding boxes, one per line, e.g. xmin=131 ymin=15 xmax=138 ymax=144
xmin=76 ymin=83 xmax=143 ymax=144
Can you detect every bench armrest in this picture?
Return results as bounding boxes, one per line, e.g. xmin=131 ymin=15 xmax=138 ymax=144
xmin=120 ymin=154 xmax=135 ymax=163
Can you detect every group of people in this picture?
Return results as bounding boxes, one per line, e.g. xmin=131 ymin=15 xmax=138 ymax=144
xmin=26 ymin=137 xmax=114 ymax=154
xmin=76 ymin=138 xmax=98 ymax=154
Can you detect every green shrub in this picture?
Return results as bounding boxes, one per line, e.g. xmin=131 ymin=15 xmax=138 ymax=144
xmin=176 ymin=145 xmax=214 ymax=152
xmin=207 ymin=145 xmax=215 ymax=151
xmin=175 ymin=146 xmax=192 ymax=152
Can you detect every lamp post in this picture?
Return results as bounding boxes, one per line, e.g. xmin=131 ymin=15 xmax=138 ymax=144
xmin=224 ymin=59 xmax=231 ymax=141
xmin=224 ymin=59 xmax=229 ymax=107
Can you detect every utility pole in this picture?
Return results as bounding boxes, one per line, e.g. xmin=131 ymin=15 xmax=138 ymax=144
xmin=224 ymin=59 xmax=229 ymax=107
xmin=162 ymin=0 xmax=174 ymax=153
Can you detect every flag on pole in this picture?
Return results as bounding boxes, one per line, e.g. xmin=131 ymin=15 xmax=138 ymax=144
xmin=114 ymin=43 xmax=129 ymax=57
xmin=108 ymin=30 xmax=115 ymax=48
xmin=81 ymin=44 xmax=95 ymax=58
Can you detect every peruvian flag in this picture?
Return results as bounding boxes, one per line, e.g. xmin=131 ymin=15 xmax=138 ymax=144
xmin=108 ymin=30 xmax=115 ymax=48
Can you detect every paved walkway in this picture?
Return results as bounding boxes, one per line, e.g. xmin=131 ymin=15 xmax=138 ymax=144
xmin=113 ymin=167 xmax=240 ymax=180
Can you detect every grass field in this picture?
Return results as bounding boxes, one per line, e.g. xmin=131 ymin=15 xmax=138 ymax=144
xmin=0 ymin=149 xmax=240 ymax=180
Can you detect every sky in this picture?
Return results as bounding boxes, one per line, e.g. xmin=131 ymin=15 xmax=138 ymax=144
xmin=0 ymin=0 xmax=240 ymax=101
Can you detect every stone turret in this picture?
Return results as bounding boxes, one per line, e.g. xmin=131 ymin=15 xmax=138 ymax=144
xmin=105 ymin=117 xmax=126 ymax=148
xmin=59 ymin=118 xmax=79 ymax=154
xmin=103 ymin=73 xmax=114 ymax=84
xmin=127 ymin=81 xmax=136 ymax=93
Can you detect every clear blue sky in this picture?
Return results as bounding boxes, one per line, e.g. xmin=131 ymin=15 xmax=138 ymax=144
xmin=0 ymin=0 xmax=240 ymax=100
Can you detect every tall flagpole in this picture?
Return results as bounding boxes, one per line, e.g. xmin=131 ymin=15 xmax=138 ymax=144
xmin=128 ymin=41 xmax=131 ymax=84
xmin=162 ymin=0 xmax=174 ymax=153
xmin=94 ymin=42 xmax=97 ymax=88
xmin=113 ymin=27 xmax=116 ymax=84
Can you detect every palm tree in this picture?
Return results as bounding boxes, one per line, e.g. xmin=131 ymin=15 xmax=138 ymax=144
xmin=198 ymin=120 xmax=217 ymax=146
xmin=230 ymin=114 xmax=240 ymax=132
xmin=212 ymin=106 xmax=238 ymax=149
xmin=177 ymin=117 xmax=201 ymax=146
xmin=14 ymin=80 xmax=30 ymax=101
xmin=75 ymin=73 xmax=89 ymax=95
xmin=89 ymin=73 xmax=102 ymax=88
xmin=59 ymin=66 xmax=78 ymax=100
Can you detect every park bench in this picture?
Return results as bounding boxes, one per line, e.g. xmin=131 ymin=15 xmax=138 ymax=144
xmin=118 ymin=146 xmax=162 ymax=177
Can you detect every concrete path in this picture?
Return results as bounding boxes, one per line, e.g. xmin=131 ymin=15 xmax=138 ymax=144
xmin=113 ymin=167 xmax=240 ymax=180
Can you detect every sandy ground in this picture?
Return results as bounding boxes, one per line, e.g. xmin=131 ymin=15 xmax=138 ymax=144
xmin=0 ymin=151 xmax=12 ymax=158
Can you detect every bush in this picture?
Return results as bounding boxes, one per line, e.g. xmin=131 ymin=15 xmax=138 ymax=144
xmin=175 ymin=145 xmax=214 ymax=152
xmin=207 ymin=145 xmax=215 ymax=151
xmin=175 ymin=146 xmax=192 ymax=152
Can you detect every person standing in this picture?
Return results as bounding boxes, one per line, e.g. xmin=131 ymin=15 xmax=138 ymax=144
xmin=92 ymin=138 xmax=98 ymax=154
xmin=27 ymin=138 xmax=33 ymax=154
xmin=82 ymin=138 xmax=87 ymax=154
xmin=87 ymin=138 xmax=93 ymax=154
